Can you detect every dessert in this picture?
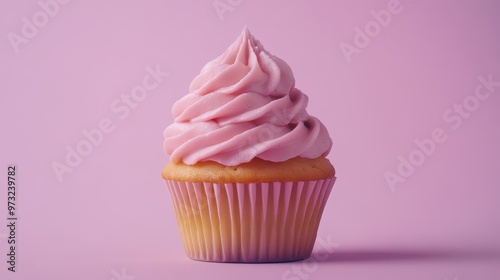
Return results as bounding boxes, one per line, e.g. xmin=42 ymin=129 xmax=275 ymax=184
xmin=162 ymin=27 xmax=336 ymax=262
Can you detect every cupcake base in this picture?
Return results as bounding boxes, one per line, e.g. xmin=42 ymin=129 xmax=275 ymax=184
xmin=166 ymin=178 xmax=335 ymax=263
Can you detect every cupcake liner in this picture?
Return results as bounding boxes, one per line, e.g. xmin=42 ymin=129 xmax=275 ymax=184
xmin=165 ymin=177 xmax=336 ymax=263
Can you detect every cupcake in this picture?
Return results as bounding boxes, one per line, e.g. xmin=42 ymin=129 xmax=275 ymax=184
xmin=162 ymin=27 xmax=335 ymax=263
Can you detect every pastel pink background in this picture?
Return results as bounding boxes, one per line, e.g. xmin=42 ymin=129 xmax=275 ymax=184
xmin=1 ymin=0 xmax=499 ymax=279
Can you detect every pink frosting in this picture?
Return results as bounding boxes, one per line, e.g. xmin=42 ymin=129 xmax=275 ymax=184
xmin=164 ymin=27 xmax=332 ymax=165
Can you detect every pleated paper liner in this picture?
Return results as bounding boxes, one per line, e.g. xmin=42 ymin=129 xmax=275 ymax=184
xmin=166 ymin=178 xmax=335 ymax=263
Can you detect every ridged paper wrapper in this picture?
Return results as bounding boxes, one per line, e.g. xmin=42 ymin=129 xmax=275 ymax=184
xmin=165 ymin=177 xmax=336 ymax=263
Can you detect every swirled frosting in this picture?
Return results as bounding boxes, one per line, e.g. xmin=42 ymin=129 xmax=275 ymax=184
xmin=164 ymin=27 xmax=332 ymax=165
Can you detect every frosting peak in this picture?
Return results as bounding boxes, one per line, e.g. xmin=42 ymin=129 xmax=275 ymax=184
xmin=164 ymin=28 xmax=332 ymax=166
xmin=189 ymin=27 xmax=295 ymax=98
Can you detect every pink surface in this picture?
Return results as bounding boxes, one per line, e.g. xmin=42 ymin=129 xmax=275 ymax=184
xmin=1 ymin=0 xmax=500 ymax=279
